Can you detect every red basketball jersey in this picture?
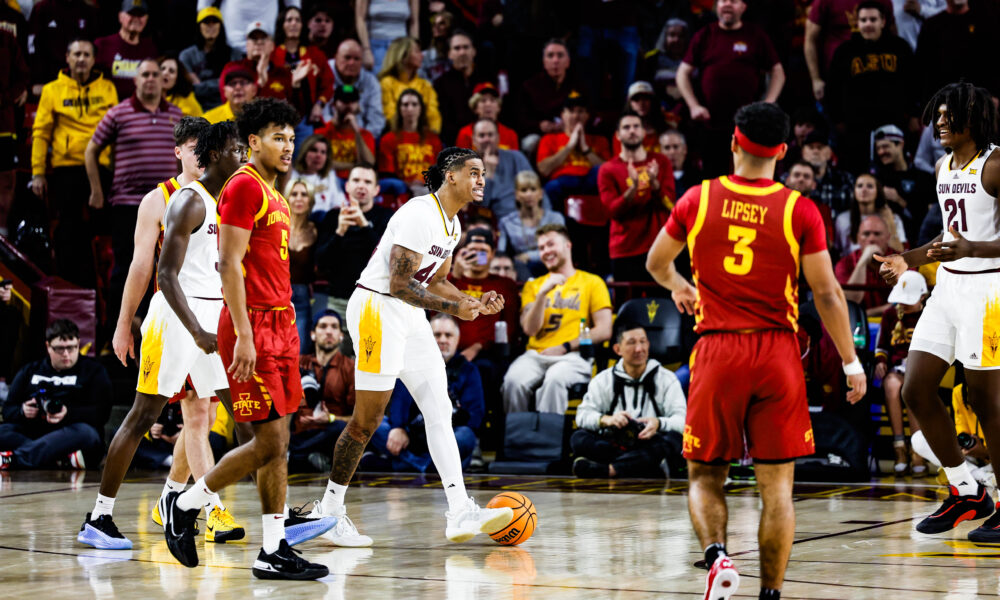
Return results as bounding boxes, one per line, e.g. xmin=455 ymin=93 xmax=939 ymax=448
xmin=217 ymin=163 xmax=293 ymax=309
xmin=665 ymin=175 xmax=826 ymax=333
xmin=153 ymin=177 xmax=181 ymax=293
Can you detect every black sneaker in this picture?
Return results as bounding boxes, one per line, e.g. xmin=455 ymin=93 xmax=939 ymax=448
xmin=968 ymin=502 xmax=1000 ymax=542
xmin=160 ymin=491 xmax=200 ymax=567
xmin=916 ymin=484 xmax=994 ymax=534
xmin=573 ymin=457 xmax=609 ymax=479
xmin=77 ymin=513 xmax=133 ymax=549
xmin=252 ymin=539 xmax=330 ymax=580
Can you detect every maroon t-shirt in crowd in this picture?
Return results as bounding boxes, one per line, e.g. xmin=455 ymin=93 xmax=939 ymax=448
xmin=94 ymin=33 xmax=159 ymax=100
xmin=597 ymin=153 xmax=675 ymax=259
xmin=808 ymin=0 xmax=895 ymax=72
xmin=682 ymin=22 xmax=780 ymax=124
xmin=448 ymin=274 xmax=520 ymax=352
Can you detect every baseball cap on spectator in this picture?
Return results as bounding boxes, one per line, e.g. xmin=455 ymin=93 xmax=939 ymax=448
xmin=224 ymin=65 xmax=255 ymax=86
xmin=465 ymin=227 xmax=495 ymax=248
xmin=627 ymin=81 xmax=655 ymax=100
xmin=246 ymin=21 xmax=272 ymax=38
xmin=873 ymin=124 xmax=905 ymax=143
xmin=196 ymin=6 xmax=223 ymax=23
xmin=121 ymin=0 xmax=148 ymax=16
xmin=312 ymin=308 xmax=343 ymax=330
xmin=803 ymin=129 xmax=830 ymax=147
xmin=564 ymin=90 xmax=588 ymax=110
xmin=334 ymin=84 xmax=360 ymax=103
xmin=887 ymin=270 xmax=928 ymax=305
xmin=468 ymin=82 xmax=500 ymax=110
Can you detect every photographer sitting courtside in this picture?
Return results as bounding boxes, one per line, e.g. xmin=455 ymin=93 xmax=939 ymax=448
xmin=0 ymin=320 xmax=112 ymax=469
xmin=572 ymin=322 xmax=687 ymax=478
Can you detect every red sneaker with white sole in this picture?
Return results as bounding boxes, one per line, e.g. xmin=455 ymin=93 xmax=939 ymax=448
xmin=703 ymin=555 xmax=739 ymax=600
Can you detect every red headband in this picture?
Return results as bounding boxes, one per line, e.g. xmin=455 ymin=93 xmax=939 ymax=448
xmin=734 ymin=126 xmax=782 ymax=158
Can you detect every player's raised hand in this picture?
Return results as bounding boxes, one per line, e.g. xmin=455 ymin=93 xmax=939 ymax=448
xmin=873 ymin=253 xmax=907 ymax=286
xmin=478 ymin=290 xmax=505 ymax=315
xmin=455 ymin=296 xmax=481 ymax=321
xmin=228 ymin=334 xmax=256 ymax=382
xmin=671 ymin=281 xmax=698 ymax=315
xmin=928 ymin=227 xmax=974 ymax=262
xmin=845 ymin=372 xmax=867 ymax=404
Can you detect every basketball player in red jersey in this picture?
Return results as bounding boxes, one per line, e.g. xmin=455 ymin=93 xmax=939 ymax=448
xmin=647 ymin=102 xmax=867 ymax=600
xmin=160 ymin=98 xmax=334 ymax=579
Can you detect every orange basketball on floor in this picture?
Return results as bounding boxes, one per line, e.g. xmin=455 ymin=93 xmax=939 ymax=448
xmin=486 ymin=492 xmax=537 ymax=545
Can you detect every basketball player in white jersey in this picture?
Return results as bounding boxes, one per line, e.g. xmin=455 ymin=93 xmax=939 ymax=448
xmin=304 ymin=147 xmax=514 ymax=545
xmin=78 ymin=122 xmax=246 ymax=550
xmin=877 ymin=82 xmax=1000 ymax=541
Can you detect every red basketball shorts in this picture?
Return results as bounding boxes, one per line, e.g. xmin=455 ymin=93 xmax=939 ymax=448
xmin=684 ymin=329 xmax=815 ymax=463
xmin=218 ymin=305 xmax=302 ymax=423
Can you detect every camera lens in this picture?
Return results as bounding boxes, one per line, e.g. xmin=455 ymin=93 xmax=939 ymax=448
xmin=957 ymin=433 xmax=975 ymax=449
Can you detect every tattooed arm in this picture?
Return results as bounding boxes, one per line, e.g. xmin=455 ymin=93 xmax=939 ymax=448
xmin=389 ymin=245 xmax=480 ymax=319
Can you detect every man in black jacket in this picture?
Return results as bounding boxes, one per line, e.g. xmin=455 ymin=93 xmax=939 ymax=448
xmin=315 ymin=164 xmax=392 ymax=321
xmin=826 ymin=0 xmax=917 ymax=174
xmin=0 ymin=319 xmax=112 ymax=469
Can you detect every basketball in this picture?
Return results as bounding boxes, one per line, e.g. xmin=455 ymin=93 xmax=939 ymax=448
xmin=486 ymin=492 xmax=537 ymax=545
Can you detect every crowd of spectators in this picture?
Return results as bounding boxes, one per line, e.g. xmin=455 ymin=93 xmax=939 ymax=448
xmin=2 ymin=0 xmax=997 ymax=478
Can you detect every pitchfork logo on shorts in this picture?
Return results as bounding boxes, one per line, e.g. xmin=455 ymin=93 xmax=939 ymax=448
xmin=142 ymin=356 xmax=153 ymax=382
xmin=363 ymin=336 xmax=377 ymax=361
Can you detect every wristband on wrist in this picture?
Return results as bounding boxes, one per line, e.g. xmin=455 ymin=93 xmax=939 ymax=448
xmin=562 ymin=341 xmax=572 ymax=352
xmin=843 ymin=358 xmax=864 ymax=376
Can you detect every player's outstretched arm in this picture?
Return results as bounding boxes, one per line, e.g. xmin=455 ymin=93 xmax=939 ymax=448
xmin=112 ymin=188 xmax=165 ymax=365
xmin=645 ymin=228 xmax=697 ymax=314
xmin=219 ymin=224 xmax=255 ymax=381
xmin=389 ymin=245 xmax=479 ymax=320
xmin=802 ymin=250 xmax=867 ymax=404
xmin=158 ymin=190 xmax=216 ymax=356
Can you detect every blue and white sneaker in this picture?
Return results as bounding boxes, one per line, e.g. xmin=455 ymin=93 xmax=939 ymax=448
xmin=77 ymin=513 xmax=133 ymax=550
xmin=285 ymin=503 xmax=337 ymax=546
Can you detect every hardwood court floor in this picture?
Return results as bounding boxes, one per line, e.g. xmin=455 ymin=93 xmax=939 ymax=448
xmin=1 ymin=470 xmax=998 ymax=599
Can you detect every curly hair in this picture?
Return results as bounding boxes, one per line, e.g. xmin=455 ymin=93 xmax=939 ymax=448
xmin=922 ymin=82 xmax=999 ymax=151
xmin=236 ymin=97 xmax=300 ymax=144
xmin=422 ymin=146 xmax=481 ymax=192
xmin=194 ymin=121 xmax=237 ymax=169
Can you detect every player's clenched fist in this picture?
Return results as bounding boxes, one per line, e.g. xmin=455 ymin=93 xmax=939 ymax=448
xmin=478 ymin=290 xmax=505 ymax=316
xmin=455 ymin=296 xmax=481 ymax=321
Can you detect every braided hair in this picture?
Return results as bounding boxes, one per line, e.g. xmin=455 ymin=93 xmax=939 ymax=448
xmin=422 ymin=147 xmax=482 ymax=192
xmin=923 ymin=82 xmax=999 ymax=151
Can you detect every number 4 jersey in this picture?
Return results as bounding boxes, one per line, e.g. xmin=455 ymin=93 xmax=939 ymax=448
xmin=936 ymin=144 xmax=999 ymax=273
xmin=665 ymin=175 xmax=826 ymax=333
xmin=356 ymin=193 xmax=461 ymax=294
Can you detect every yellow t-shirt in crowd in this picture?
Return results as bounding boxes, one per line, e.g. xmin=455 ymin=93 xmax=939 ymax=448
xmin=521 ymin=269 xmax=612 ymax=352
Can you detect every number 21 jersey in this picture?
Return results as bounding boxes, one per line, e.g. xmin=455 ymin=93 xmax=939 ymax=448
xmin=357 ymin=193 xmax=461 ymax=294
xmin=665 ymin=175 xmax=826 ymax=333
xmin=936 ymin=144 xmax=999 ymax=273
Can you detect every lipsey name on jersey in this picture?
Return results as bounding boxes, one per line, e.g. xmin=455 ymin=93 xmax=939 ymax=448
xmin=938 ymin=183 xmax=978 ymax=195
xmin=721 ymin=199 xmax=768 ymax=225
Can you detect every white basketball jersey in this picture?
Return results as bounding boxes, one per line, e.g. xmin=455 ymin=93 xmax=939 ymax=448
xmin=937 ymin=144 xmax=1000 ymax=272
xmin=357 ymin=193 xmax=461 ymax=295
xmin=163 ymin=180 xmax=223 ymax=298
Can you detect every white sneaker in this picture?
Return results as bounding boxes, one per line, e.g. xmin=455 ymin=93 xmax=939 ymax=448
xmin=308 ymin=501 xmax=373 ymax=547
xmin=445 ymin=497 xmax=514 ymax=543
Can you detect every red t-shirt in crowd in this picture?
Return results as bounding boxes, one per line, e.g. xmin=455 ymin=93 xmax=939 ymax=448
xmin=665 ymin=175 xmax=826 ymax=333
xmin=315 ymin=121 xmax=376 ymax=179
xmin=682 ymin=22 xmax=780 ymax=123
xmin=808 ymin=0 xmax=895 ymax=71
xmin=94 ymin=33 xmax=159 ymax=100
xmin=377 ymin=130 xmax=443 ymax=183
xmin=834 ymin=247 xmax=896 ymax=311
xmin=597 ymin=153 xmax=676 ymax=259
xmin=448 ymin=274 xmax=521 ymax=352
xmin=217 ymin=163 xmax=293 ymax=309
xmin=454 ymin=122 xmax=520 ymax=151
xmin=536 ymin=132 xmax=611 ymax=179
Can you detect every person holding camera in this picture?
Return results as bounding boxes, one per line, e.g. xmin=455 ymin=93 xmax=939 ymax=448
xmin=571 ymin=322 xmax=686 ymax=479
xmin=362 ymin=313 xmax=485 ymax=472
xmin=0 ymin=320 xmax=112 ymax=469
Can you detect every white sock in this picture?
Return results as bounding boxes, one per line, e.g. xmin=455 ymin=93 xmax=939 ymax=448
xmin=283 ymin=504 xmax=290 ymax=518
xmin=262 ymin=514 xmax=284 ymax=554
xmin=177 ymin=477 xmax=214 ymax=512
xmin=321 ymin=480 xmax=348 ymax=514
xmin=944 ymin=462 xmax=979 ymax=496
xmin=92 ymin=494 xmax=115 ymax=518
xmin=161 ymin=478 xmax=186 ymax=500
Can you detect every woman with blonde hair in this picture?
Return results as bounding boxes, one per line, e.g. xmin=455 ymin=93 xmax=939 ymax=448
xmin=379 ymin=36 xmax=441 ymax=134
xmin=285 ymin=178 xmax=319 ymax=352
xmin=497 ymin=170 xmax=566 ymax=280
xmin=291 ymin=134 xmax=347 ymax=215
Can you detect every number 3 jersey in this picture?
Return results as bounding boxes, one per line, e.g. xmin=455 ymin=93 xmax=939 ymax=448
xmin=936 ymin=144 xmax=999 ymax=273
xmin=665 ymin=175 xmax=826 ymax=333
xmin=357 ymin=193 xmax=461 ymax=294
xmin=217 ymin=163 xmax=293 ymax=309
